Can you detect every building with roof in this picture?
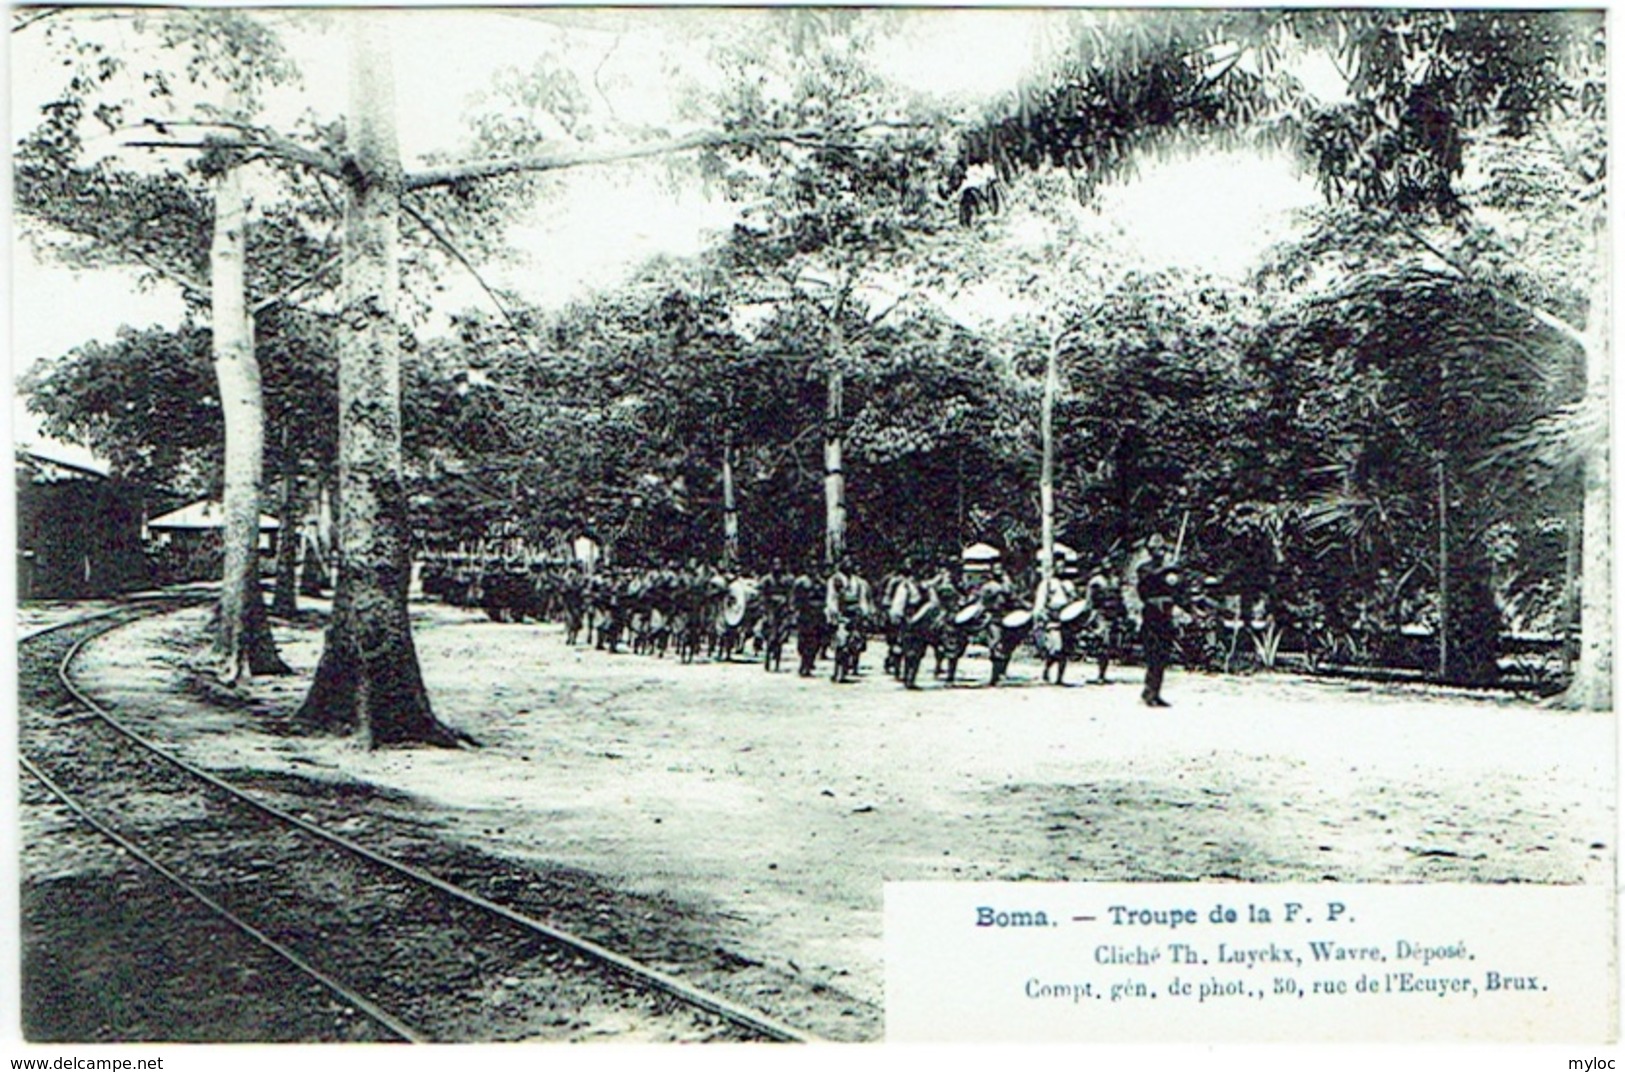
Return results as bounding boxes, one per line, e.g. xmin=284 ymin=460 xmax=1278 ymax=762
xmin=145 ymin=499 xmax=281 ymax=583
xmin=16 ymin=448 xmax=150 ymax=599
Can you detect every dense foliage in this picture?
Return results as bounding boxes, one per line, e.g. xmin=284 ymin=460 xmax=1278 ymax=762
xmin=16 ymin=8 xmax=1602 ymax=692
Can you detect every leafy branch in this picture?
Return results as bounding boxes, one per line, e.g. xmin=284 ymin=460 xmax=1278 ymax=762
xmin=1396 ymin=221 xmax=1588 ymax=353
xmin=400 ymin=197 xmax=541 ymax=358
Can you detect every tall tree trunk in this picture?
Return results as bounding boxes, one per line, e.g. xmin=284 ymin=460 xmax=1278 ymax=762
xmin=824 ymin=350 xmax=846 ymax=566
xmin=721 ymin=381 xmax=740 ymax=567
xmin=721 ymin=432 xmax=739 ymax=568
xmin=295 ymin=15 xmax=464 ymax=747
xmin=1039 ymin=323 xmax=1059 ymax=589
xmin=210 ymin=160 xmax=288 ymax=680
xmin=1435 ymin=453 xmax=1448 ymax=681
xmin=271 ymin=433 xmax=301 ymax=617
xmin=1562 ymin=507 xmax=1580 ymax=680
xmin=1559 ymin=212 xmax=1612 ymax=710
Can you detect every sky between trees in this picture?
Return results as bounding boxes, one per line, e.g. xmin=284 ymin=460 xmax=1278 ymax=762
xmin=9 ymin=6 xmax=1328 ymax=417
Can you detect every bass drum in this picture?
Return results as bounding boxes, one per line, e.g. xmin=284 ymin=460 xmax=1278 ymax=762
xmin=1058 ymin=599 xmax=1090 ymax=625
xmin=1001 ymin=609 xmax=1033 ymax=631
xmin=723 ymin=578 xmax=757 ymax=628
xmin=953 ymin=602 xmax=985 ymax=627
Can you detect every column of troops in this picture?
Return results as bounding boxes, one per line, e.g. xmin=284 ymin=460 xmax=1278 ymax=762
xmin=419 ymin=546 xmax=1184 ymax=694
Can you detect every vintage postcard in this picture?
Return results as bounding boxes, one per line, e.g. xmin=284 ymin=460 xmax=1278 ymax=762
xmin=7 ymin=5 xmax=1614 ymax=1065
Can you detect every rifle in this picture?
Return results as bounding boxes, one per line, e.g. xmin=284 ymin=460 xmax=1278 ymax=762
xmin=1172 ymin=510 xmax=1190 ymax=564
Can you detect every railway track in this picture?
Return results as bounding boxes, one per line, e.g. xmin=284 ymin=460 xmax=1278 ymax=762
xmin=18 ymin=599 xmax=818 ymax=1043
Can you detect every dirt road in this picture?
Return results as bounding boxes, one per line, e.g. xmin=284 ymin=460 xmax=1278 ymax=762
xmin=67 ymin=604 xmax=1614 ymax=1036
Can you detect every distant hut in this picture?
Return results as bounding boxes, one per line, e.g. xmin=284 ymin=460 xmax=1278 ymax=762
xmin=16 ymin=448 xmax=149 ymax=599
xmin=146 ymin=499 xmax=280 ymax=583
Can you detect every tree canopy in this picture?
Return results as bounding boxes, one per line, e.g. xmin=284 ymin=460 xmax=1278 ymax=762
xmin=14 ymin=7 xmax=1607 ymax=706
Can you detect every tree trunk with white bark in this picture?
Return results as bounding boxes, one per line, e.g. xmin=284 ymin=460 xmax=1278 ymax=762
xmin=209 ymin=160 xmax=288 ymax=680
xmin=1558 ymin=212 xmax=1612 ymax=710
xmin=295 ymin=15 xmax=466 ymax=747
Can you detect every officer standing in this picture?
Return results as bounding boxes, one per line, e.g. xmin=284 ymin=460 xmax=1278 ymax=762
xmin=1136 ymin=536 xmax=1181 ymax=707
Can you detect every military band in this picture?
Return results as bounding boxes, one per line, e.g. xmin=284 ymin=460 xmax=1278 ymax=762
xmin=419 ymin=537 xmax=1189 ymax=702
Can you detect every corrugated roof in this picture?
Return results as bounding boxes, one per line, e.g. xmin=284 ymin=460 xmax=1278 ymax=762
xmin=18 ymin=447 xmax=110 ymax=482
xmin=147 ymin=500 xmax=280 ymax=531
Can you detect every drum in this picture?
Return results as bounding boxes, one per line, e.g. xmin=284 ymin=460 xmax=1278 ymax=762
xmin=953 ymin=602 xmax=985 ymax=627
xmin=1058 ymin=599 xmax=1090 ymax=625
xmin=1001 ymin=609 xmax=1033 ymax=631
xmin=722 ymin=579 xmax=756 ymax=628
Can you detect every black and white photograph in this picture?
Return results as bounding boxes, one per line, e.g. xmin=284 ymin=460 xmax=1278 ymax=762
xmin=7 ymin=4 xmax=1614 ymax=1056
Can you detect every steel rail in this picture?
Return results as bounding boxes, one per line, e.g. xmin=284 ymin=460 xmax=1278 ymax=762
xmin=18 ymin=754 xmax=425 ymax=1043
xmin=16 ymin=591 xmax=205 ymax=643
xmin=47 ymin=599 xmax=820 ymax=1043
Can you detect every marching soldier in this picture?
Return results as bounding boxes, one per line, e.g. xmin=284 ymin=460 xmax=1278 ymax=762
xmin=880 ymin=568 xmax=907 ymax=678
xmin=930 ymin=565 xmax=973 ymax=684
xmin=560 ymin=562 xmax=588 ymax=645
xmin=1084 ymin=557 xmax=1128 ymax=684
xmin=758 ymin=557 xmax=793 ymax=672
xmin=978 ymin=565 xmax=1022 ymax=686
xmin=825 ymin=556 xmax=875 ymax=683
xmin=669 ymin=558 xmax=699 ymax=663
xmin=702 ymin=560 xmax=732 ymax=660
xmin=600 ymin=568 xmax=630 ymax=653
xmin=792 ymin=565 xmax=826 ymax=678
xmin=890 ymin=558 xmax=940 ymax=690
xmin=1031 ymin=558 xmax=1080 ymax=685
